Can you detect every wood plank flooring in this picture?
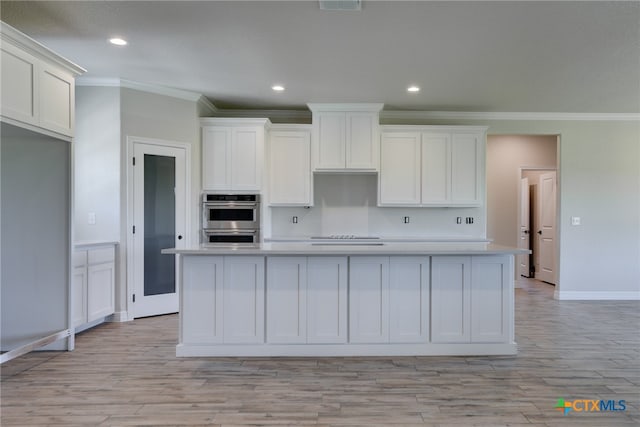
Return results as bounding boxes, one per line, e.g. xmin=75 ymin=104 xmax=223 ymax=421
xmin=2 ymin=278 xmax=639 ymax=426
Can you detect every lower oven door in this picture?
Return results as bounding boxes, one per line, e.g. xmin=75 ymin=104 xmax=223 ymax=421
xmin=203 ymin=229 xmax=259 ymax=245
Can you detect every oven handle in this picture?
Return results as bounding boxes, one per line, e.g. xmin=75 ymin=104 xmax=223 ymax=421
xmin=204 ymin=202 xmax=258 ymax=208
xmin=204 ymin=229 xmax=258 ymax=235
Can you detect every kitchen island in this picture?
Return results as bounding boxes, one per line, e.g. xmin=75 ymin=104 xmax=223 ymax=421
xmin=163 ymin=242 xmax=528 ymax=357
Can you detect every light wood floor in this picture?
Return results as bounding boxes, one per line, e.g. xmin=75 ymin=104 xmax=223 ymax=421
xmin=2 ymin=278 xmax=639 ymax=426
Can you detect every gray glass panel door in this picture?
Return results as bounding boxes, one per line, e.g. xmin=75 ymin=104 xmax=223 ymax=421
xmin=144 ymin=154 xmax=175 ymax=296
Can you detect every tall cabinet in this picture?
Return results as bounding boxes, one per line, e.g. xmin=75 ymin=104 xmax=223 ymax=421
xmin=1 ymin=22 xmax=84 ymax=362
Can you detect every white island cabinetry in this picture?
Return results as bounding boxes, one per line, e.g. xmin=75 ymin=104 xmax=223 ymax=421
xmin=170 ymin=243 xmax=524 ymax=357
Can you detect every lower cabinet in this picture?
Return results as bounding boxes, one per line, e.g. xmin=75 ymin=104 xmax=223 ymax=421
xmin=349 ymin=256 xmax=430 ymax=344
xmin=431 ymin=255 xmax=510 ymax=343
xmin=182 ymin=256 xmax=265 ymax=344
xmin=73 ymin=245 xmax=116 ymax=329
xmin=266 ymin=256 xmax=347 ymax=344
xmin=223 ymin=256 xmax=265 ymax=344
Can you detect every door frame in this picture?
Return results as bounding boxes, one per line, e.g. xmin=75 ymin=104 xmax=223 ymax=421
xmin=126 ymin=135 xmax=192 ymax=321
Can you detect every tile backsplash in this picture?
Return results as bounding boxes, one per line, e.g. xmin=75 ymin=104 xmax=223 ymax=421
xmin=269 ymin=174 xmax=486 ymax=239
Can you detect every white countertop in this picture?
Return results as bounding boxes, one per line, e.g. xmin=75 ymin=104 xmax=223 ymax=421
xmin=162 ymin=242 xmax=528 ymax=256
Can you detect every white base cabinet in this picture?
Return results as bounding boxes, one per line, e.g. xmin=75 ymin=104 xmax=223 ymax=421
xmin=177 ymin=253 xmax=515 ymax=357
xmin=73 ymin=244 xmax=116 ymax=330
xmin=431 ymin=255 xmax=512 ymax=344
xmin=266 ymin=257 xmax=348 ymax=344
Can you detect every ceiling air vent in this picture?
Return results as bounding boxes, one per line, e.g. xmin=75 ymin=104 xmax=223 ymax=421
xmin=319 ymin=0 xmax=361 ymax=11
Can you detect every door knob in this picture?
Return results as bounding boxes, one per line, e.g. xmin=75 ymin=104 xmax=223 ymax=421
xmin=177 ymin=235 xmax=183 ymax=240
xmin=537 ymin=230 xmax=542 ymax=235
xmin=523 ymin=230 xmax=529 ymax=234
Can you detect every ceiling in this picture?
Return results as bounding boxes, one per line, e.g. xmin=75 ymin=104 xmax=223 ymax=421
xmin=2 ymin=1 xmax=639 ymax=113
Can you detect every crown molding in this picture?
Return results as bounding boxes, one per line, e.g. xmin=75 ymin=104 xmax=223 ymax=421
xmin=210 ymin=108 xmax=311 ymax=121
xmin=380 ymin=110 xmax=640 ymax=122
xmin=75 ymin=77 xmax=204 ymax=102
xmin=70 ymin=77 xmax=640 ymax=122
xmin=0 ymin=21 xmax=85 ymax=76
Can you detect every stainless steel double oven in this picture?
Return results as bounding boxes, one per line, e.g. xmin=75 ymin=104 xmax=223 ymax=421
xmin=201 ymin=194 xmax=260 ymax=245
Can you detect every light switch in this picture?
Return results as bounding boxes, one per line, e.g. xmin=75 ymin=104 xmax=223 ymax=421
xmin=88 ymin=212 xmax=96 ymax=225
xmin=292 ymin=216 xmax=298 ymax=224
xmin=403 ymin=216 xmax=410 ymax=224
xmin=571 ymin=216 xmax=581 ymax=226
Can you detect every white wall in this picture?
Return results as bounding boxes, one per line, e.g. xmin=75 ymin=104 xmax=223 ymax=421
xmin=74 ymin=86 xmax=121 ymax=242
xmin=270 ymin=174 xmax=486 ymax=239
xmin=74 ymin=86 xmax=201 ymax=319
xmin=119 ymin=88 xmax=200 ymax=317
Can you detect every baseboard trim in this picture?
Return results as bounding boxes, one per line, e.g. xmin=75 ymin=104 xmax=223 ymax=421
xmin=554 ymin=290 xmax=640 ymax=300
xmin=107 ymin=311 xmax=129 ymax=322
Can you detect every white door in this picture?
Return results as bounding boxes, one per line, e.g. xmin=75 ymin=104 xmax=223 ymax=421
xmin=132 ymin=142 xmax=187 ymax=318
xmin=519 ymin=177 xmax=531 ymax=277
xmin=536 ymin=171 xmax=557 ymax=284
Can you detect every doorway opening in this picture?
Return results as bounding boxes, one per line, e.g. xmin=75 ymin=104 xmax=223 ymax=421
xmin=486 ymin=134 xmax=559 ymax=291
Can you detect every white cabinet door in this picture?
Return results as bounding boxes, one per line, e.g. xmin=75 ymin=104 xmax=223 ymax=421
xmin=39 ymin=63 xmax=74 ymax=137
xmin=346 ymin=112 xmax=378 ymax=169
xmin=451 ymin=133 xmax=481 ymax=204
xmin=0 ymin=42 xmax=38 ymax=126
xmin=231 ymin=127 xmax=262 ymax=191
xmin=269 ymin=130 xmax=312 ymax=205
xmin=266 ymin=257 xmax=307 ymax=344
xmin=202 ymin=127 xmax=232 ymax=190
xmin=202 ymin=122 xmax=265 ymax=192
xmin=470 ymin=256 xmax=510 ymax=343
xmin=421 ymin=132 xmax=450 ymax=204
xmin=431 ymin=256 xmax=471 ymax=343
xmin=349 ymin=256 xmax=389 ymax=343
xmin=72 ymin=266 xmax=87 ymax=327
xmin=182 ymin=256 xmax=223 ymax=344
xmin=314 ymin=112 xmax=346 ymax=169
xmin=307 ymin=257 xmax=348 ymax=344
xmin=87 ymin=262 xmax=115 ymax=322
xmin=389 ymin=256 xmax=430 ymax=343
xmin=378 ymin=132 xmax=421 ymax=206
xmin=223 ymin=256 xmax=265 ymax=344
xmin=310 ymin=106 xmax=381 ymax=171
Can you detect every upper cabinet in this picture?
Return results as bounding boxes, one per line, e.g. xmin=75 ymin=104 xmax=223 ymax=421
xmin=0 ymin=22 xmax=85 ymax=139
xmin=201 ymin=118 xmax=270 ymax=192
xmin=268 ymin=124 xmax=313 ymax=206
xmin=308 ymin=103 xmax=383 ymax=172
xmin=379 ymin=126 xmax=487 ymax=207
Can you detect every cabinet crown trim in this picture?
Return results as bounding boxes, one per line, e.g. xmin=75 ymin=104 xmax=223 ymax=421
xmin=307 ymin=103 xmax=384 ymax=113
xmin=381 ymin=125 xmax=488 ymax=133
xmin=0 ymin=21 xmax=85 ymax=76
xmin=200 ymin=117 xmax=272 ymax=128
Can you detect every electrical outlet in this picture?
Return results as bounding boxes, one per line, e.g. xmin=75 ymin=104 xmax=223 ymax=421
xmin=292 ymin=216 xmax=298 ymax=224
xmin=88 ymin=212 xmax=96 ymax=225
xmin=466 ymin=217 xmax=474 ymax=224
xmin=403 ymin=216 xmax=410 ymax=224
xmin=571 ymin=216 xmax=581 ymax=226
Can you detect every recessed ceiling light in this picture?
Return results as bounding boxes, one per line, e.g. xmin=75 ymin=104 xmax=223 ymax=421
xmin=109 ymin=37 xmax=128 ymax=46
xmin=407 ymin=85 xmax=420 ymax=93
xmin=272 ymin=85 xmax=285 ymax=92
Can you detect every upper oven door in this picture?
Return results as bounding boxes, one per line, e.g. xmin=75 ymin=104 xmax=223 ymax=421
xmin=203 ymin=202 xmax=259 ymax=229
